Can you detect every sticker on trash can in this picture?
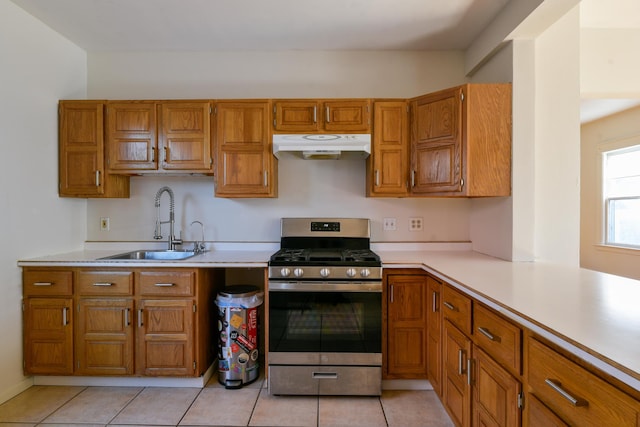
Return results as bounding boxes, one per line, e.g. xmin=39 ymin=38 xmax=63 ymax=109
xmin=229 ymin=313 xmax=243 ymax=329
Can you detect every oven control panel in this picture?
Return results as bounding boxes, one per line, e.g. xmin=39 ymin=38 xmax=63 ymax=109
xmin=310 ymin=221 xmax=340 ymax=232
xmin=268 ymin=265 xmax=381 ymax=281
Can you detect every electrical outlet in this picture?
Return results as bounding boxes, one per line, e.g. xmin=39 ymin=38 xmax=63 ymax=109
xmin=100 ymin=217 xmax=110 ymax=231
xmin=409 ymin=217 xmax=423 ymax=231
xmin=383 ymin=218 xmax=397 ymax=231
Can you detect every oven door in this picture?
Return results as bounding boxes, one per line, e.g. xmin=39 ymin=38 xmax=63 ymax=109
xmin=268 ymin=281 xmax=382 ymax=363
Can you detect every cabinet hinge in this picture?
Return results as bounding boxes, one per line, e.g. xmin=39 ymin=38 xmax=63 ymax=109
xmin=193 ymin=361 xmax=197 ymax=370
xmin=517 ymin=392 xmax=524 ymax=409
xmin=213 ymin=106 xmax=217 ymax=115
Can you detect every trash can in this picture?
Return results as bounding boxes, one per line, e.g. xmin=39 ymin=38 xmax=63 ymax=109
xmin=215 ymin=285 xmax=264 ymax=389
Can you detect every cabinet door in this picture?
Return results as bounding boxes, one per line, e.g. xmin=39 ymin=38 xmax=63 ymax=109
xmin=323 ymin=100 xmax=371 ymax=132
xmin=23 ymin=298 xmax=73 ymax=375
xmin=136 ymin=299 xmax=195 ymax=376
xmin=160 ymin=102 xmax=213 ymax=172
xmin=76 ymin=298 xmax=134 ymax=375
xmin=273 ymin=100 xmax=320 ymax=132
xmin=443 ymin=320 xmax=472 ymax=427
xmin=386 ymin=274 xmax=428 ymax=378
xmin=106 ymin=101 xmax=158 ymax=172
xmin=411 ymin=88 xmax=462 ymax=194
xmin=215 ymin=101 xmax=276 ymax=197
xmin=368 ymin=101 xmax=409 ymax=197
xmin=524 ymin=393 xmax=568 ymax=427
xmin=426 ymin=276 xmax=443 ymax=396
xmin=473 ymin=347 xmax=521 ymax=427
xmin=59 ymin=101 xmax=129 ymax=197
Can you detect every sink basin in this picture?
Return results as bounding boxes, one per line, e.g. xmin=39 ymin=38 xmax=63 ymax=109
xmin=99 ymin=250 xmax=198 ymax=261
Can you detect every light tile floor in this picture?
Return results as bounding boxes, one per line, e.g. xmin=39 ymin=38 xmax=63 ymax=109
xmin=0 ymin=375 xmax=454 ymax=427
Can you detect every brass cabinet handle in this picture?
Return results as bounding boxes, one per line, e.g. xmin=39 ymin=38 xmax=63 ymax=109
xmin=544 ymin=379 xmax=588 ymax=407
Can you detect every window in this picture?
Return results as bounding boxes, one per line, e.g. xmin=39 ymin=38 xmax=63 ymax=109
xmin=603 ymin=145 xmax=640 ymax=248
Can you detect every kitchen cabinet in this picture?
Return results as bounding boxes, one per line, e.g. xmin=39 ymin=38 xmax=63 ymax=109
xmin=273 ymin=99 xmax=371 ymax=133
xmin=58 ymin=101 xmax=129 ymax=198
xmin=442 ymin=285 xmax=473 ymax=427
xmin=525 ymin=336 xmax=639 ymax=427
xmin=441 ymin=284 xmax=524 ymax=427
xmin=426 ymin=275 xmax=443 ymax=396
xmin=367 ymin=101 xmax=409 ymax=197
xmin=383 ymin=270 xmax=428 ymax=379
xmin=75 ymin=270 xmax=134 ymax=376
xmin=214 ymin=100 xmax=277 ymax=197
xmin=22 ymin=267 xmax=218 ymax=378
xmin=106 ymin=101 xmax=213 ymax=174
xmin=410 ymin=84 xmax=511 ymax=197
xmin=23 ymin=268 xmax=74 ymax=375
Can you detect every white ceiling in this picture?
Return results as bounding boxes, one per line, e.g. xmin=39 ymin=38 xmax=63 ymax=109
xmin=10 ymin=0 xmax=640 ymax=123
xmin=10 ymin=0 xmax=512 ymax=51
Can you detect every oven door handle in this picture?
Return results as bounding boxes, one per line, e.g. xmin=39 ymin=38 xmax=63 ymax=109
xmin=268 ymin=281 xmax=382 ymax=292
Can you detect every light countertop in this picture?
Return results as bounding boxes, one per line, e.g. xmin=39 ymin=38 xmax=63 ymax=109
xmin=18 ymin=244 xmax=640 ymax=391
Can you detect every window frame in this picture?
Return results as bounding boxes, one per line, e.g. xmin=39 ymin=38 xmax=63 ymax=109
xmin=600 ymin=140 xmax=640 ymax=251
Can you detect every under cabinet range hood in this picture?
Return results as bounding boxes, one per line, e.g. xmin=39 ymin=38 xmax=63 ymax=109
xmin=273 ymin=134 xmax=371 ymax=160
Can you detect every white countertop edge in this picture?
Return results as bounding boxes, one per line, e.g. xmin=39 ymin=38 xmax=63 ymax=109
xmin=411 ymin=264 xmax=640 ymax=393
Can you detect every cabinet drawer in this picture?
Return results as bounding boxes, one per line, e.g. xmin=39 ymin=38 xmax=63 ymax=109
xmin=527 ymin=337 xmax=639 ymax=427
xmin=137 ymin=270 xmax=195 ymax=296
xmin=473 ymin=303 xmax=521 ymax=375
xmin=23 ymin=269 xmax=73 ymax=296
xmin=77 ymin=270 xmax=133 ymax=295
xmin=442 ymin=285 xmax=472 ymax=335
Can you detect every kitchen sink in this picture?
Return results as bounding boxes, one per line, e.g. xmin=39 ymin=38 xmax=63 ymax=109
xmin=98 ymin=250 xmax=198 ymax=261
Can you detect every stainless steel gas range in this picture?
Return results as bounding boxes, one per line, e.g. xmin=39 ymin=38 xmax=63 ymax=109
xmin=267 ymin=218 xmax=382 ymax=396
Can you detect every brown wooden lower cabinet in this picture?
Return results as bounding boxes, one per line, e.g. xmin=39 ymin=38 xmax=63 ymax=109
xmin=443 ymin=319 xmax=472 ymax=427
xmin=22 ymin=266 xmax=220 ymax=378
xmin=473 ymin=347 xmax=521 ymax=427
xmin=76 ymin=298 xmax=134 ymax=375
xmin=384 ymin=270 xmax=428 ymax=379
xmin=23 ymin=297 xmax=74 ymax=375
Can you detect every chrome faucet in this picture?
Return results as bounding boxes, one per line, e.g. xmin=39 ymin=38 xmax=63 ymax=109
xmin=153 ymin=186 xmax=183 ymax=250
xmin=190 ymin=220 xmax=206 ymax=254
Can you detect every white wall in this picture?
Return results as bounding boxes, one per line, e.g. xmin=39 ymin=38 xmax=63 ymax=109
xmin=581 ymin=107 xmax=640 ymax=280
xmin=85 ymin=51 xmax=474 ymax=244
xmin=0 ymin=1 xmax=87 ymax=402
xmin=533 ymin=6 xmax=581 ymax=264
xmin=581 ymin=28 xmax=640 ymax=97
xmin=468 ymin=43 xmax=515 ymax=261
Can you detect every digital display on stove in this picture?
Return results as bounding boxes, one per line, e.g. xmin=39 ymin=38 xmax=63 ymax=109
xmin=310 ymin=221 xmax=340 ymax=232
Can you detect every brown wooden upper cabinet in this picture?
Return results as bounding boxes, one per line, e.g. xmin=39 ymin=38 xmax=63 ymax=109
xmin=106 ymin=101 xmax=213 ymax=174
xmin=273 ymin=99 xmax=371 ymax=133
xmin=213 ymin=100 xmax=277 ymax=198
xmin=367 ymin=101 xmax=409 ymax=197
xmin=410 ymin=84 xmax=512 ymax=197
xmin=58 ymin=101 xmax=130 ymax=198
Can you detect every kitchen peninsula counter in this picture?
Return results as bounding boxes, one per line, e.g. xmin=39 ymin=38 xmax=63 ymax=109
xmin=18 ymin=245 xmax=640 ymax=391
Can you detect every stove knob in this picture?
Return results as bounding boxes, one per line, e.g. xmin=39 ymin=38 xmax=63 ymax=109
xmin=360 ymin=268 xmax=371 ymax=278
xmin=280 ymin=268 xmax=291 ymax=277
xmin=293 ymin=268 xmax=304 ymax=278
xmin=346 ymin=268 xmax=357 ymax=278
xmin=320 ymin=268 xmax=331 ymax=278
